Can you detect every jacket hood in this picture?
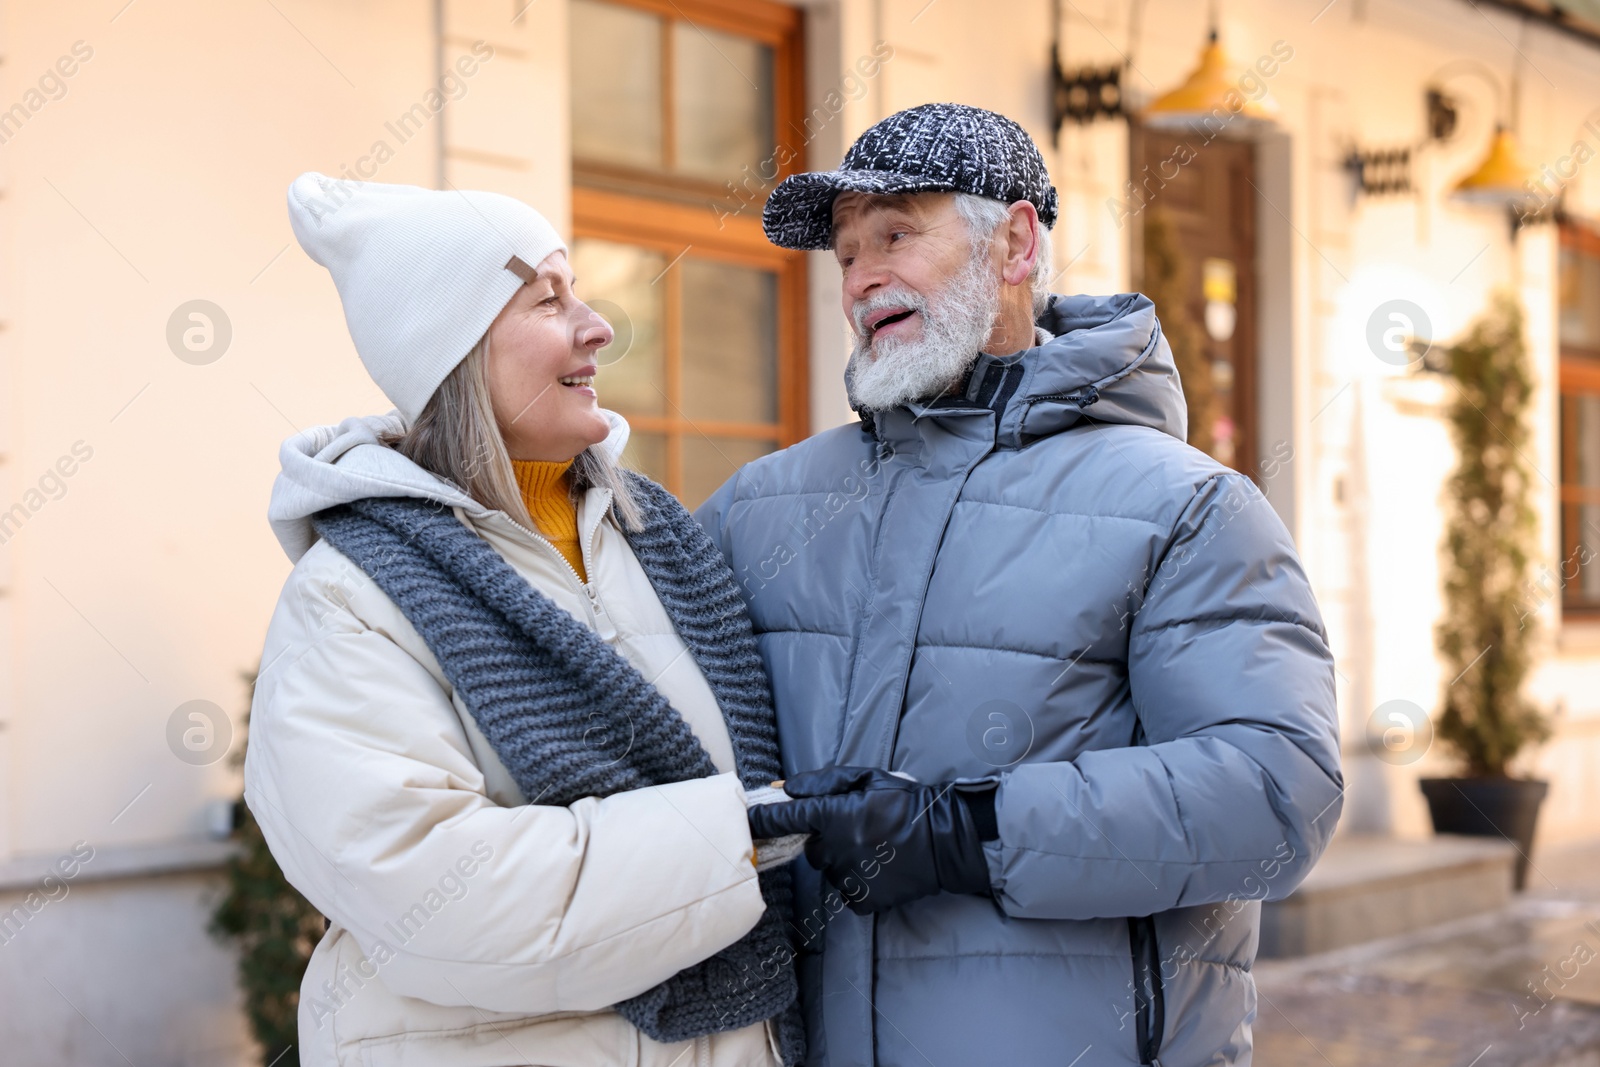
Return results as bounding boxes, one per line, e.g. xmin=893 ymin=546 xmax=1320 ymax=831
xmin=1023 ymin=292 xmax=1186 ymax=440
xmin=267 ymin=408 xmax=631 ymax=563
xmin=884 ymin=291 xmax=1188 ymax=448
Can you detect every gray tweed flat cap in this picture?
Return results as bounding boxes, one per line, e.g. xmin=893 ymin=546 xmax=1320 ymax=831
xmin=763 ymin=102 xmax=1059 ymax=251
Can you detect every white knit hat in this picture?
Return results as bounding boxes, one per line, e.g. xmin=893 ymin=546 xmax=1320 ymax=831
xmin=287 ymin=171 xmax=567 ymax=422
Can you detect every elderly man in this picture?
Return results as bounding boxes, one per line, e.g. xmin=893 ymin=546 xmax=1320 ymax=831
xmin=697 ymin=104 xmax=1342 ymax=1067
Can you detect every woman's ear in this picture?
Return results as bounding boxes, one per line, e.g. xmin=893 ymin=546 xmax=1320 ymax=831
xmin=999 ymin=201 xmax=1041 ymax=288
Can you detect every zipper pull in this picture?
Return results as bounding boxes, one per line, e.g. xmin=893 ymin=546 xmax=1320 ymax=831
xmin=585 ymin=582 xmax=618 ymax=641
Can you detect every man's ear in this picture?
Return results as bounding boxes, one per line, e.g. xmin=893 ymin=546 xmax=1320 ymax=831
xmin=999 ymin=201 xmax=1041 ymax=288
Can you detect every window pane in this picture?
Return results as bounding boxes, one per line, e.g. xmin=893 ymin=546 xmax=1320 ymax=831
xmin=1563 ymin=394 xmax=1600 ymax=609
xmin=570 ymin=238 xmax=667 ymax=416
xmin=672 ymin=22 xmax=773 ymax=182
xmin=682 ymin=436 xmax=776 ymax=510
xmin=571 ymin=0 xmax=662 ymax=170
xmin=1581 ymin=504 xmax=1600 ymax=604
xmin=621 ymin=430 xmax=668 ymax=486
xmin=1579 ymin=394 xmax=1600 ymax=489
xmin=1560 ymin=244 xmax=1600 ymax=352
xmin=680 ymin=258 xmax=778 ymax=424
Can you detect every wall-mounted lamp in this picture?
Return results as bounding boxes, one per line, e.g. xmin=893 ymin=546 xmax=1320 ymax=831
xmin=1345 ymin=52 xmax=1545 ymax=231
xmin=1424 ymin=50 xmax=1540 ymax=212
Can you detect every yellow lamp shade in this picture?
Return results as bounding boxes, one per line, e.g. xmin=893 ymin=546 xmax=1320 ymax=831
xmin=1451 ymin=126 xmax=1539 ymax=206
xmin=1143 ymin=33 xmax=1276 ymax=132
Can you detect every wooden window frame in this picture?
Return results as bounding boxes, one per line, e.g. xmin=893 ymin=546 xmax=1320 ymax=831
xmin=570 ymin=0 xmax=805 ymax=205
xmin=571 ymin=0 xmax=808 ymax=499
xmin=1558 ymin=219 xmax=1600 ymax=618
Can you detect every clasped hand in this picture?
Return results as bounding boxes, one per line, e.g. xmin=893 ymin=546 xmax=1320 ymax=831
xmin=748 ymin=765 xmax=996 ymax=915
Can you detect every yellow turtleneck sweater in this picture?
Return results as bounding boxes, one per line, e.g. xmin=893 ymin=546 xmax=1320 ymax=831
xmin=511 ymin=459 xmax=586 ymax=582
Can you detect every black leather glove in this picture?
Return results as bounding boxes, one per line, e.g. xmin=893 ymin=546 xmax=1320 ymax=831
xmin=747 ymin=765 xmax=998 ymax=915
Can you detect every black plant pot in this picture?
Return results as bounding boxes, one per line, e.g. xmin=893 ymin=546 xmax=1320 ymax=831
xmin=1419 ymin=777 xmax=1549 ymax=890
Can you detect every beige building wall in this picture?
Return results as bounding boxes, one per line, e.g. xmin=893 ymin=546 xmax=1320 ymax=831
xmin=0 ymin=0 xmax=575 ymax=853
xmin=0 ymin=0 xmax=568 ymax=1061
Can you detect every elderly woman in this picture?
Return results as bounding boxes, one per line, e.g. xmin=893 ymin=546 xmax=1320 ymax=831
xmin=244 ymin=173 xmax=803 ymax=1067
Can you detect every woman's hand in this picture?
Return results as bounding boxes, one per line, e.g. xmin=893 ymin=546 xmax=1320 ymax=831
xmin=744 ymin=783 xmax=810 ymax=872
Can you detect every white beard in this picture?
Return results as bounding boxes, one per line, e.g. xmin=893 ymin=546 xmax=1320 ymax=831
xmin=844 ymin=249 xmax=1002 ymax=413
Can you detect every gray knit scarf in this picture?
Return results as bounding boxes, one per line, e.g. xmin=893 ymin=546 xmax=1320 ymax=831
xmin=311 ymin=473 xmax=803 ymax=1064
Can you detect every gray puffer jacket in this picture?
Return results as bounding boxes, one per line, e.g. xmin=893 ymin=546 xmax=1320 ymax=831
xmin=696 ymin=292 xmax=1343 ymax=1067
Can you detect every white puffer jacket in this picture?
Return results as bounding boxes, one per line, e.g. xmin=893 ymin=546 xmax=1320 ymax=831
xmin=244 ymin=412 xmax=784 ymax=1067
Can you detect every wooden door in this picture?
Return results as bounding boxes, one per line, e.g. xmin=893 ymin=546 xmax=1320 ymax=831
xmin=1132 ymin=124 xmax=1259 ymax=479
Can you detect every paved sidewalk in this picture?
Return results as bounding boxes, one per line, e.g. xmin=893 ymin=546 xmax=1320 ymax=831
xmin=1253 ymin=839 xmax=1600 ymax=1066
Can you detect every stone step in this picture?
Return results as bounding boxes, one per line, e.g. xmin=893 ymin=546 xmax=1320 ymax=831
xmin=1259 ymin=833 xmax=1518 ymax=958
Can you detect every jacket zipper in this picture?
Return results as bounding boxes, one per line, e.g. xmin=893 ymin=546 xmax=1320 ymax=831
xmin=1029 ymin=385 xmax=1101 ymax=409
xmin=486 ymin=506 xmax=611 ymax=633
xmin=1128 ymin=914 xmax=1165 ymax=1066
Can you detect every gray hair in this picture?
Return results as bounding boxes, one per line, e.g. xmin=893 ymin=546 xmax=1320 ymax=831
xmin=952 ymin=193 xmax=1054 ymax=320
xmin=381 ymin=332 xmax=643 ymax=532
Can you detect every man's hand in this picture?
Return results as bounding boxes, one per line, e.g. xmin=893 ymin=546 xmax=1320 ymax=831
xmin=746 ymin=765 xmax=998 ymax=914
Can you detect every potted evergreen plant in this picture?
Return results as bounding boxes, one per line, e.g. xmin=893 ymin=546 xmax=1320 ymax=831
xmin=1422 ymin=293 xmax=1552 ymax=890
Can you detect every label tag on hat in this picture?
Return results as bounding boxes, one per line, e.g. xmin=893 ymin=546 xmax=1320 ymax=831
xmin=505 ymin=254 xmax=537 ymax=284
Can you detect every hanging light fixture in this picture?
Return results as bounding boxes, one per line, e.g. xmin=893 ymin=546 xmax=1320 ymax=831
xmin=1142 ymin=28 xmax=1276 ymax=134
xmin=1443 ymin=24 xmax=1540 ymax=210
xmin=1451 ymin=125 xmax=1539 ymax=205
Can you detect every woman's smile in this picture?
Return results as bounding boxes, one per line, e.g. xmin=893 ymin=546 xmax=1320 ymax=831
xmin=558 ymin=364 xmax=598 ymax=398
